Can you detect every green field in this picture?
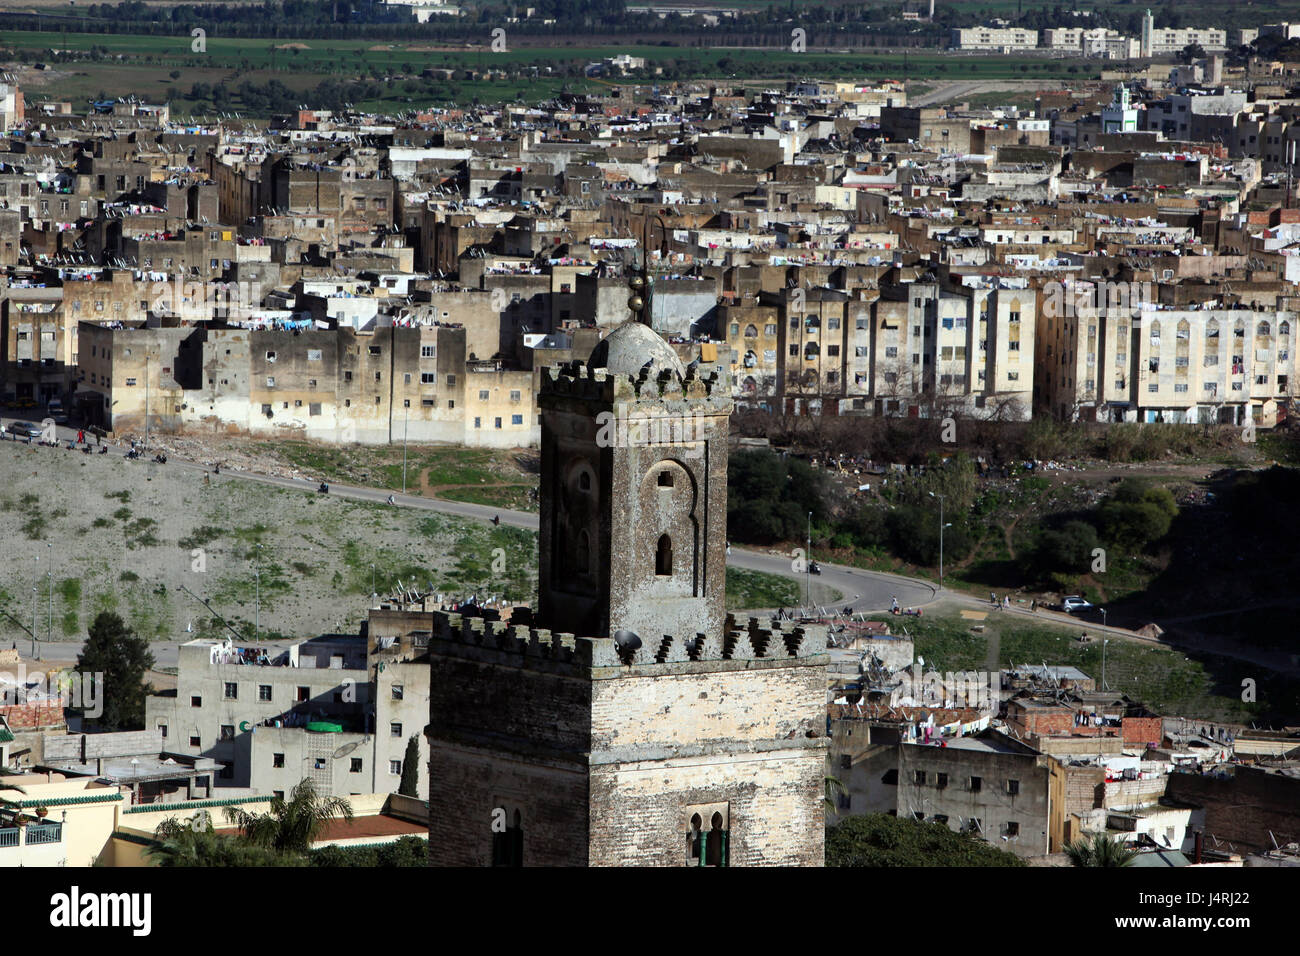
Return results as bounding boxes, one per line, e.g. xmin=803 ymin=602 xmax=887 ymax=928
xmin=2 ymin=28 xmax=1100 ymax=114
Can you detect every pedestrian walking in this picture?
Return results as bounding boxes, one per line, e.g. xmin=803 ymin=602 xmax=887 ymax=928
xmin=77 ymin=429 xmax=84 ymax=444
xmin=1003 ymin=595 xmax=1011 ymax=610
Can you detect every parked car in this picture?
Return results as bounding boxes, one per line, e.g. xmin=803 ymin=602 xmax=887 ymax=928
xmin=1061 ymin=596 xmax=1094 ymax=613
xmin=6 ymin=422 xmax=44 ymax=440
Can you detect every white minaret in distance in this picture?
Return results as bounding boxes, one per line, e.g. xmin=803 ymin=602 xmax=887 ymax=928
xmin=929 ymin=0 xmax=935 ymax=20
xmin=1141 ymin=8 xmax=1154 ymax=58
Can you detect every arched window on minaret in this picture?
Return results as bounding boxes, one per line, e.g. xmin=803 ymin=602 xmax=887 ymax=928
xmin=655 ymin=534 xmax=673 ymax=576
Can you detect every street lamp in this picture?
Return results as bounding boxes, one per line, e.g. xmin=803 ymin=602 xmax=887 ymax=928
xmin=401 ymin=400 xmax=410 ymax=494
xmin=1101 ymin=607 xmax=1107 ymax=630
xmin=253 ymin=542 xmax=263 ymax=643
xmin=928 ymin=492 xmax=947 ymax=583
xmin=806 ymin=511 xmax=813 ymax=611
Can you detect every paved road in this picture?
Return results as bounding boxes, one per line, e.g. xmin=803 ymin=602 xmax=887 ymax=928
xmin=0 ymin=415 xmax=939 ymax=625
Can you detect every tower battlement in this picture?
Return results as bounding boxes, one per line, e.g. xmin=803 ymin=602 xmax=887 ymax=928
xmin=430 ymin=610 xmax=827 ymax=672
xmin=540 ymin=359 xmax=731 ymax=410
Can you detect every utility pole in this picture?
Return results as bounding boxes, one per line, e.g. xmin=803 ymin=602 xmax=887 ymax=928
xmin=806 ymin=511 xmax=812 ymax=610
xmin=253 ymin=542 xmax=262 ymax=643
xmin=929 ymin=491 xmax=947 ymax=583
xmin=47 ymin=570 xmax=53 ymax=649
xmin=1102 ymin=638 xmax=1110 ymax=691
xmin=144 ymin=353 xmax=150 ymax=450
xmin=402 ymin=401 xmax=409 ymax=494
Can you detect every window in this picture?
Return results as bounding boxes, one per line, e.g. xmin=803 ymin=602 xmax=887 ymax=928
xmin=421 ymin=372 xmax=436 ymax=384
xmin=1006 ymin=779 xmax=1020 ymax=795
xmin=474 ymin=417 xmax=481 ymax=429
xmin=391 ymin=722 xmax=403 ymax=737
xmin=220 ymin=725 xmax=235 ymax=741
xmin=970 ymin=776 xmax=982 ymax=793
xmin=273 ymin=753 xmax=285 ymax=768
xmin=687 ymin=810 xmax=729 ymax=868
xmin=495 ymin=417 xmax=503 ymax=429
xmin=512 ymin=414 xmax=523 ymax=425
xmin=191 ymin=695 xmax=202 ymax=708
xmin=223 ymin=682 xmax=238 ymax=700
xmin=914 ymin=770 xmax=927 ymax=785
xmin=266 ymin=376 xmax=275 ymax=388
xmin=392 ymin=685 xmax=404 ymax=701
xmin=296 ymin=686 xmax=309 ymax=702
xmin=936 ymin=773 xmax=948 ymax=790
xmin=446 ymin=375 xmax=456 ymax=386
xmin=368 ymin=346 xmax=381 ymax=356
xmin=350 ymin=758 xmax=363 ymax=773
xmin=189 ymin=735 xmax=201 ymax=748
xmin=258 ymin=685 xmax=272 ymax=701
xmin=314 ymin=758 xmax=326 ymax=771
xmin=421 ymin=345 xmax=435 ymax=358
xmin=658 ymin=471 xmax=674 ymax=488
xmin=389 ymin=760 xmax=402 ymax=775
xmin=655 ymin=534 xmax=673 ymax=576
xmin=1005 ymin=821 xmax=1020 ymax=837
xmin=479 ymin=389 xmax=490 ymax=400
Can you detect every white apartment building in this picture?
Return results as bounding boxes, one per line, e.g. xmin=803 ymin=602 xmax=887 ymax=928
xmin=1039 ymin=286 xmax=1297 ymax=425
xmin=950 ymin=27 xmax=1039 ymax=52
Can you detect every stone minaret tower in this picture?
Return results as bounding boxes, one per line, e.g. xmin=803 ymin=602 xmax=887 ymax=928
xmin=536 ymin=321 xmax=732 ymax=644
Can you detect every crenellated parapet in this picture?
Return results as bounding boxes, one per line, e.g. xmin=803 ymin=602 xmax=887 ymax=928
xmin=540 ymin=358 xmax=731 ymax=413
xmin=429 ymin=609 xmax=827 ymax=675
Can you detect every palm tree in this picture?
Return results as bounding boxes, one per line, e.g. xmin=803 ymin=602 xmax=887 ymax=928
xmin=1065 ymin=833 xmax=1139 ymax=867
xmin=0 ymin=780 xmax=25 ymax=811
xmin=224 ymin=779 xmax=354 ymax=853
xmin=824 ymin=774 xmax=845 ymax=817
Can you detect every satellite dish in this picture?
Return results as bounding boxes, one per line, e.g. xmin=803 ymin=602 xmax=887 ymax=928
xmin=917 ymin=656 xmax=925 ymax=667
xmin=613 ymin=629 xmax=642 ymax=663
xmin=332 ymin=740 xmax=361 ymax=760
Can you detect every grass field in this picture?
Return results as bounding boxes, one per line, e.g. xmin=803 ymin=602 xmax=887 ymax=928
xmin=2 ymin=27 xmax=1100 ymax=113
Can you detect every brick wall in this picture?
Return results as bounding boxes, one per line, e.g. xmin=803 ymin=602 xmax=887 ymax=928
xmin=1166 ymin=767 xmax=1300 ymax=853
xmin=1064 ymin=764 xmax=1106 ymax=815
xmin=1122 ymin=716 xmax=1163 ymax=747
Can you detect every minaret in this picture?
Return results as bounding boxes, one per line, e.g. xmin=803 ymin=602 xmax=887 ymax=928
xmin=1141 ymin=8 xmax=1154 ymax=59
xmin=536 ymin=321 xmax=732 ymax=643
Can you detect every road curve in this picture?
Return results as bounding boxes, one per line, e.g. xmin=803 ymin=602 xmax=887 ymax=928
xmin=2 ymin=418 xmax=942 ymax=619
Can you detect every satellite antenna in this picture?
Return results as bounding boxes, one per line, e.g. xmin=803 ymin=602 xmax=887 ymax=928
xmin=613 ymin=629 xmax=642 ymax=664
xmin=332 ymin=740 xmax=361 ymax=759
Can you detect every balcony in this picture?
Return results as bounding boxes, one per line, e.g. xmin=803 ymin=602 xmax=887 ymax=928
xmin=0 ymin=822 xmax=62 ymax=848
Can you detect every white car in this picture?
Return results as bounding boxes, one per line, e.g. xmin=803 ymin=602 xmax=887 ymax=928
xmin=1061 ymin=596 xmax=1094 ymax=613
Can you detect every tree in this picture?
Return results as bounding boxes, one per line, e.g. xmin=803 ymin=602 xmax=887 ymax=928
xmin=826 ymin=814 xmax=1027 ymax=867
xmin=1065 ymin=833 xmax=1138 ymax=867
xmin=223 ymin=778 xmax=354 ymax=853
xmin=1034 ymin=519 xmax=1100 ymax=574
xmin=398 ymin=736 xmax=420 ymax=797
xmin=1098 ymin=480 xmax=1177 ymax=550
xmin=1178 ymin=43 xmax=1206 ymax=65
xmin=146 ymin=817 xmax=308 ymax=867
xmin=76 ymin=612 xmax=155 ymax=731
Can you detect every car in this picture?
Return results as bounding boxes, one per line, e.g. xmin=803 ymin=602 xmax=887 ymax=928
xmin=6 ymin=422 xmax=44 ymax=440
xmin=1061 ymin=596 xmax=1094 ymax=613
